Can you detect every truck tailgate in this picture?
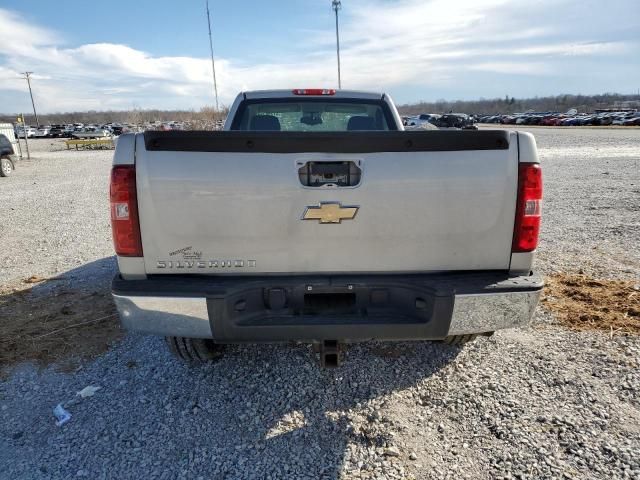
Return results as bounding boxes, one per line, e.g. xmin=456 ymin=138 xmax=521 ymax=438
xmin=135 ymin=131 xmax=518 ymax=275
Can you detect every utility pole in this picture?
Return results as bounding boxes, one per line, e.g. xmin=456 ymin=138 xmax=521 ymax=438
xmin=206 ymin=0 xmax=219 ymax=111
xmin=332 ymin=0 xmax=342 ymax=89
xmin=19 ymin=114 xmax=30 ymax=159
xmin=22 ymin=72 xmax=39 ymax=126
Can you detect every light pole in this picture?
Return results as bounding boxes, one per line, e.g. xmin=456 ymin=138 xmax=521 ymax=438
xmin=22 ymin=72 xmax=39 ymax=125
xmin=206 ymin=0 xmax=219 ymax=111
xmin=332 ymin=0 xmax=342 ymax=89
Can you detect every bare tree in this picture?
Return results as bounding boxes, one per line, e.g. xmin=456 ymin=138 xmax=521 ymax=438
xmin=1 ymin=93 xmax=637 ymax=126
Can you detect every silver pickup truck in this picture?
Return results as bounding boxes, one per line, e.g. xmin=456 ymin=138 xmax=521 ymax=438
xmin=110 ymin=89 xmax=543 ymax=366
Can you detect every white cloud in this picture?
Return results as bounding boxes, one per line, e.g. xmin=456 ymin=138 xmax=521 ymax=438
xmin=0 ymin=8 xmax=59 ymax=57
xmin=512 ymin=42 xmax=630 ymax=57
xmin=0 ymin=2 xmax=637 ymax=112
xmin=467 ymin=62 xmax=551 ymax=75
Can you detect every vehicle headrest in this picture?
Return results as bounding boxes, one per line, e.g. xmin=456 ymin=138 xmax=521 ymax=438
xmin=347 ymin=116 xmax=377 ymax=131
xmin=250 ymin=115 xmax=281 ymax=131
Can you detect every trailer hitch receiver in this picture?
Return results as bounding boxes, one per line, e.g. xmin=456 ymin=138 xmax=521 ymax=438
xmin=314 ymin=340 xmax=343 ymax=368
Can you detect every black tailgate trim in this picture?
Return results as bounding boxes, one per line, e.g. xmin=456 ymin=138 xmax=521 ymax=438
xmin=143 ymin=130 xmax=510 ymax=153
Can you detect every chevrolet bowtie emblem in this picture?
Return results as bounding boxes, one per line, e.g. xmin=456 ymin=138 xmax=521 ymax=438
xmin=302 ymin=202 xmax=359 ymax=224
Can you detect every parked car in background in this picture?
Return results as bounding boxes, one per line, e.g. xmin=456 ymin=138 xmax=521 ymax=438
xmin=475 ymin=109 xmax=639 ymax=127
xmin=72 ymin=127 xmax=112 ymax=139
xmin=0 ymin=133 xmax=18 ymax=177
xmin=434 ymin=113 xmax=477 ymax=129
xmin=33 ymin=127 xmax=51 ymax=138
xmin=404 ymin=120 xmax=438 ymax=130
xmin=623 ymin=115 xmax=640 ymax=126
xmin=404 ymin=114 xmax=438 ymax=127
xmin=48 ymin=125 xmax=65 ymax=137
xmin=62 ymin=125 xmax=76 ymax=137
xmin=16 ymin=126 xmax=37 ymax=138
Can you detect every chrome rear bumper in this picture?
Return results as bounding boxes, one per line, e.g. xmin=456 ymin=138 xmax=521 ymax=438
xmin=114 ymin=296 xmax=213 ymax=339
xmin=448 ymin=291 xmax=540 ymax=335
xmin=112 ymin=272 xmax=543 ymax=342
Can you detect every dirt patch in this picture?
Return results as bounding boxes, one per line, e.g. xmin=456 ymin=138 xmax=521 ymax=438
xmin=0 ymin=279 xmax=122 ymax=374
xmin=542 ymin=273 xmax=640 ymax=335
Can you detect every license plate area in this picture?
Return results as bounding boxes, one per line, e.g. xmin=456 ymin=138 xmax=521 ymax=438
xmin=303 ymin=292 xmax=357 ymax=315
xmin=204 ymin=277 xmax=457 ymax=341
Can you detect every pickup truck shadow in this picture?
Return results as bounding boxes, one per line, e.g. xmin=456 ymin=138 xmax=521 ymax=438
xmin=2 ymin=257 xmax=462 ymax=478
xmin=189 ymin=340 xmax=462 ymax=478
xmin=205 ymin=342 xmax=460 ymax=479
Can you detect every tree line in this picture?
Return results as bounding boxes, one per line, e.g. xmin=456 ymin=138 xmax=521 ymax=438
xmin=1 ymin=93 xmax=638 ymax=126
xmin=397 ymin=93 xmax=640 ymax=115
xmin=0 ymin=106 xmax=229 ymax=128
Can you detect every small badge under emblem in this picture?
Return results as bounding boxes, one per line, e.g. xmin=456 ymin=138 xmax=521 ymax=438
xmin=302 ymin=202 xmax=359 ymax=224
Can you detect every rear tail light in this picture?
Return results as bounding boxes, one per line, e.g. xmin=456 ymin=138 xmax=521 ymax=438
xmin=292 ymin=89 xmax=336 ymax=96
xmin=512 ymin=163 xmax=542 ymax=252
xmin=110 ymin=165 xmax=142 ymax=256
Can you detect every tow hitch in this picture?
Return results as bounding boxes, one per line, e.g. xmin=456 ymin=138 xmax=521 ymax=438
xmin=314 ymin=340 xmax=343 ymax=368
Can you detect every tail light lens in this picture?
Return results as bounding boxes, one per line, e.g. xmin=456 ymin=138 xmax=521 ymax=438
xmin=110 ymin=165 xmax=142 ymax=256
xmin=512 ymin=163 xmax=542 ymax=252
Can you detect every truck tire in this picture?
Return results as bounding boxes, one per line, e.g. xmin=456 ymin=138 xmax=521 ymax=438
xmin=0 ymin=157 xmax=13 ymax=177
xmin=442 ymin=334 xmax=478 ymax=345
xmin=165 ymin=336 xmax=224 ymax=364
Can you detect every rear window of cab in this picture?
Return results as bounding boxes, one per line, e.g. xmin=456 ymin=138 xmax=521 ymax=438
xmin=231 ymin=99 xmax=397 ymax=132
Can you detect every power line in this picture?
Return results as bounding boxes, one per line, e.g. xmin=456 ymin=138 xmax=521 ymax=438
xmin=332 ymin=0 xmax=342 ymax=89
xmin=22 ymin=72 xmax=39 ymax=125
xmin=206 ymin=0 xmax=219 ymax=111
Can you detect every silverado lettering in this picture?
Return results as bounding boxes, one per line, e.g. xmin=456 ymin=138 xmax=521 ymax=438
xmin=157 ymin=260 xmax=257 ymax=269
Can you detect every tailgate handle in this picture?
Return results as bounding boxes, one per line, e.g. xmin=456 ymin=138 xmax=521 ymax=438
xmin=298 ymin=160 xmax=361 ymax=187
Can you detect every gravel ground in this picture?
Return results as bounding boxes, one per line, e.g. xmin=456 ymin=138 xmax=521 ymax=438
xmin=0 ymin=130 xmax=639 ymax=479
xmin=0 ymin=139 xmax=114 ymax=284
xmin=516 ymin=127 xmax=640 ymax=280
